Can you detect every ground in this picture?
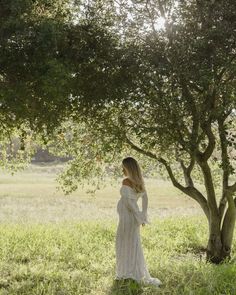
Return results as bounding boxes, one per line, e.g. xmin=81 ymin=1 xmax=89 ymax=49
xmin=0 ymin=163 xmax=201 ymax=223
xmin=0 ymin=163 xmax=235 ymax=295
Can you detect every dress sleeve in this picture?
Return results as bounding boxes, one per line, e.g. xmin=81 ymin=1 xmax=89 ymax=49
xmin=124 ymin=187 xmax=150 ymax=225
xmin=141 ymin=191 xmax=150 ymax=225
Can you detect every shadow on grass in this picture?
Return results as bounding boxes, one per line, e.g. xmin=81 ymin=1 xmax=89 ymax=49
xmin=109 ymin=279 xmax=144 ymax=295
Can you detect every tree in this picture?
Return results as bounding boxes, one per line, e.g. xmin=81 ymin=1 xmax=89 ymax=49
xmin=53 ymin=0 xmax=236 ymax=264
xmin=1 ymin=0 xmax=236 ymax=263
xmin=0 ymin=0 xmax=119 ymax=168
xmin=0 ymin=0 xmax=73 ymax=168
xmin=0 ymin=0 xmax=72 ymax=134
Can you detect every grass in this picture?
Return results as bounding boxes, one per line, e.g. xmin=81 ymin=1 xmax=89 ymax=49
xmin=0 ymin=218 xmax=235 ymax=295
xmin=0 ymin=163 xmax=201 ymax=223
xmin=0 ymin=163 xmax=235 ymax=294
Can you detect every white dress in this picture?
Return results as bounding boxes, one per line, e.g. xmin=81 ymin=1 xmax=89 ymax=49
xmin=115 ymin=184 xmax=162 ymax=287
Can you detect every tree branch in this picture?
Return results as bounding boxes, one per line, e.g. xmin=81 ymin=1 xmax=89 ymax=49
xmin=228 ymin=182 xmax=236 ymax=194
xmin=198 ymin=123 xmax=216 ymax=161
xmin=179 ymin=78 xmax=200 ymax=142
xmin=124 ymin=134 xmax=158 ymax=160
xmin=216 ymin=54 xmax=236 ymax=83
xmin=196 ymin=159 xmax=218 ymax=216
xmin=179 ymin=158 xmax=195 ymax=187
xmin=159 ymin=157 xmax=209 ymax=218
xmin=157 ymin=0 xmax=166 ymax=18
xmin=123 ymin=131 xmax=210 ymax=218
xmin=145 ymin=0 xmax=158 ymax=35
xmin=218 ymin=118 xmax=231 ymax=219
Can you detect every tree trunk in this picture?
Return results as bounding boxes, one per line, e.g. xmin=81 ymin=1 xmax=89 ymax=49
xmin=221 ymin=201 xmax=236 ymax=261
xmin=206 ymin=209 xmax=236 ymax=264
xmin=206 ymin=214 xmax=223 ymax=264
xmin=159 ymin=151 xmax=236 ymax=264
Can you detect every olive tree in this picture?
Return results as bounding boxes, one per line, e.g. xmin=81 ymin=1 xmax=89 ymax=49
xmin=52 ymin=0 xmax=236 ymax=264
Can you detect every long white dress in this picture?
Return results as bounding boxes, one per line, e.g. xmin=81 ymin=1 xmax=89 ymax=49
xmin=115 ymin=184 xmax=162 ymax=286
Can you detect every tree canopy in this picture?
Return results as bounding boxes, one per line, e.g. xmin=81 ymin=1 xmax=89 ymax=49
xmin=1 ymin=0 xmax=236 ymax=263
xmin=0 ymin=0 xmax=122 ymax=167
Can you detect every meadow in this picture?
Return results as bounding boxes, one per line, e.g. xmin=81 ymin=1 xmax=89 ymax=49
xmin=0 ymin=163 xmax=235 ymax=295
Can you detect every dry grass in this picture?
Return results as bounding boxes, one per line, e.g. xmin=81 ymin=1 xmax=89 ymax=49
xmin=0 ymin=163 xmax=202 ymax=224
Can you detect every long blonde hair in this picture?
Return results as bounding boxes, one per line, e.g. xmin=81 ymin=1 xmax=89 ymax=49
xmin=122 ymin=157 xmax=146 ymax=193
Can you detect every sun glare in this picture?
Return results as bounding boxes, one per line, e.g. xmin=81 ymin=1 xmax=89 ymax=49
xmin=154 ymin=16 xmax=166 ymax=30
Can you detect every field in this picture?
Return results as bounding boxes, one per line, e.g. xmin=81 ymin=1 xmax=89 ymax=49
xmin=0 ymin=163 xmax=201 ymax=224
xmin=0 ymin=163 xmax=235 ymax=295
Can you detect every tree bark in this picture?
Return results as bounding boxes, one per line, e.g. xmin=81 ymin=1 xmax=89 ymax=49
xmin=206 ymin=215 xmax=236 ymax=263
xmin=221 ymin=195 xmax=236 ymax=260
xmin=206 ymin=213 xmax=223 ymax=263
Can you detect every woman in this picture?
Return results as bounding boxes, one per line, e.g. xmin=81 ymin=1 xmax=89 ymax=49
xmin=115 ymin=156 xmax=162 ymax=287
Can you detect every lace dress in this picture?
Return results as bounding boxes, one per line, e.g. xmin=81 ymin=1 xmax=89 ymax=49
xmin=115 ymin=184 xmax=162 ymax=286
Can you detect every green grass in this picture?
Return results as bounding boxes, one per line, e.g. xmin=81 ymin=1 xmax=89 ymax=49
xmin=0 ymin=217 xmax=235 ymax=295
xmin=0 ymin=164 xmax=235 ymax=294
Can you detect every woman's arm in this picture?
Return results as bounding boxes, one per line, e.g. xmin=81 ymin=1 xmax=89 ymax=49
xmin=122 ymin=187 xmax=150 ymax=226
xmin=141 ymin=191 xmax=149 ymax=225
xmin=126 ymin=194 xmax=146 ymax=226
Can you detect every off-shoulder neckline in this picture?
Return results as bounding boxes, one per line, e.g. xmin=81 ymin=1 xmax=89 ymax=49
xmin=122 ymin=184 xmax=135 ymax=191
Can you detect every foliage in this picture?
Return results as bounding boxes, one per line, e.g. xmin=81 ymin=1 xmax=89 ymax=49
xmin=0 ymin=0 xmax=122 ymax=171
xmin=0 ymin=0 xmax=72 ymax=132
xmin=48 ymin=120 xmax=162 ymax=195
xmin=44 ymin=0 xmax=236 ymax=198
